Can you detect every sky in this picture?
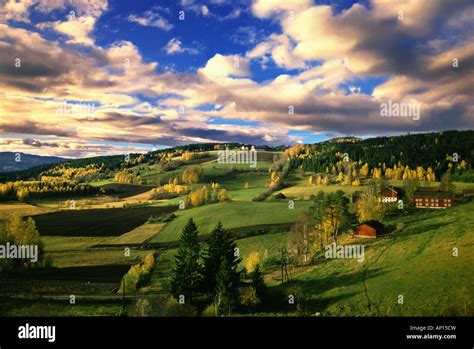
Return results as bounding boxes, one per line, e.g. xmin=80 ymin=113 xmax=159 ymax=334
xmin=0 ymin=0 xmax=473 ymax=158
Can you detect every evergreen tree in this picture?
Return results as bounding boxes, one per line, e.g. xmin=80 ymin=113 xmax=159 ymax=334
xmin=203 ymin=222 xmax=241 ymax=294
xmin=170 ymin=218 xmax=203 ymax=303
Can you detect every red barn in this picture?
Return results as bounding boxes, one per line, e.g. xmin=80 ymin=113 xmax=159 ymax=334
xmin=379 ymin=186 xmax=400 ymax=203
xmin=353 ymin=221 xmax=384 ymax=238
xmin=413 ymin=190 xmax=454 ymax=208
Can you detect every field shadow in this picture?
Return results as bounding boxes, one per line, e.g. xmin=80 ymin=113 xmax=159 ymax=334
xmin=0 ymin=264 xmax=130 ymax=283
xmin=396 ymin=221 xmax=454 ymax=238
xmin=32 ymin=206 xmax=177 ymax=237
xmin=263 ymin=267 xmax=386 ymax=314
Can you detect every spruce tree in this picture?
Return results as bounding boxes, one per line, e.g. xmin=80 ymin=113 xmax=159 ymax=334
xmin=170 ymin=218 xmax=203 ymax=303
xmin=203 ymin=222 xmax=241 ymax=294
xmin=215 ymin=258 xmax=239 ymax=315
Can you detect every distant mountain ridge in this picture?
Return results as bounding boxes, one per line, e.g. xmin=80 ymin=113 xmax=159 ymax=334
xmin=0 ymin=152 xmax=65 ymax=173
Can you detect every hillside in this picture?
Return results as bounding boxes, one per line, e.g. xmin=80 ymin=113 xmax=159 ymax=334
xmin=270 ymin=202 xmax=474 ymax=316
xmin=288 ymin=130 xmax=474 ymax=181
xmin=151 ymin=201 xmax=312 ymax=243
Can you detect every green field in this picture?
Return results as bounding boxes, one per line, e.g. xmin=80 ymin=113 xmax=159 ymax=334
xmin=42 ymin=236 xmax=112 ymax=251
xmin=276 ymin=171 xmax=359 ymax=199
xmin=151 ymin=201 xmax=312 ymax=243
xmin=46 ymin=248 xmax=152 ymax=268
xmin=205 ymin=168 xmax=271 ymax=201
xmin=237 ymin=231 xmax=288 ymax=267
xmin=106 ymin=223 xmax=165 ymax=245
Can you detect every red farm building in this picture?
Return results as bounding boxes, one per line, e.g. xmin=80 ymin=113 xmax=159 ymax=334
xmin=352 ymin=221 xmax=384 ymax=238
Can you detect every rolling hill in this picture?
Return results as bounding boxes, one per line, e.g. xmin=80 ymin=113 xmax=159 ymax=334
xmin=0 ymin=152 xmax=65 ymax=173
xmin=268 ymin=202 xmax=474 ymax=316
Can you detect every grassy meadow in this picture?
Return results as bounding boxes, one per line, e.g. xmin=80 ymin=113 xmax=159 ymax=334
xmin=151 ymin=201 xmax=312 ymax=243
xmin=270 ymin=202 xmax=474 ymax=316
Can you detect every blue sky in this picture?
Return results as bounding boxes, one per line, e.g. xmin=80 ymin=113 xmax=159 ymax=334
xmin=0 ymin=0 xmax=472 ymax=157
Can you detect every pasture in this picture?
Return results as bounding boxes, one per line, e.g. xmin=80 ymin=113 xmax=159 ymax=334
xmin=151 ymin=201 xmax=312 ymax=243
xmin=270 ymin=202 xmax=474 ymax=316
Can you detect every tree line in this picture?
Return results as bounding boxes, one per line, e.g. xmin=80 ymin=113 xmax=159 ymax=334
xmin=0 ymin=179 xmax=100 ymax=201
xmin=286 ymin=130 xmax=473 ymax=182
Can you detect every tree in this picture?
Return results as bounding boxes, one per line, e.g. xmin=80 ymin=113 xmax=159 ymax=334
xmin=404 ymin=178 xmax=420 ymax=204
xmin=240 ymin=287 xmax=259 ymax=308
xmin=0 ymin=222 xmax=12 ymax=271
xmin=203 ymin=222 xmax=241 ymax=295
xmin=6 ymin=214 xmax=24 ymax=242
xmin=440 ymin=172 xmax=455 ymax=192
xmin=372 ymin=167 xmax=382 ymax=179
xmin=343 ymin=174 xmax=352 ymax=185
xmin=251 ymin=264 xmax=267 ymax=302
xmin=187 ymin=186 xmax=209 ymax=207
xmin=218 ymin=189 xmax=231 ymax=202
xmin=416 ymin=166 xmax=425 ymax=181
xmin=270 ymin=171 xmax=280 ymax=188
xmin=170 ymin=218 xmax=203 ymax=304
xmin=0 ymin=222 xmax=7 ymax=244
xmin=351 ymin=179 xmax=361 ymax=186
xmin=135 ymin=175 xmax=143 ymax=185
xmin=360 ymin=163 xmax=369 ymax=178
xmin=289 ymin=211 xmax=312 ymax=263
xmin=21 ymin=218 xmax=42 ymax=246
xmin=215 ymin=257 xmax=240 ymax=315
xmin=182 ymin=166 xmax=203 ymax=183
xmin=311 ymin=191 xmax=329 ymax=249
xmin=5 ymin=215 xmax=44 ymax=268
xmin=426 ymin=167 xmax=436 ymax=181
xmin=321 ymin=176 xmax=329 ymax=185
xmin=356 ymin=186 xmax=385 ymax=223
xmin=403 ymin=166 xmax=411 ymax=180
xmin=17 ymin=188 xmax=29 ymax=201
xmin=245 ymin=251 xmax=260 ymax=273
xmin=322 ymin=191 xmax=349 ymax=243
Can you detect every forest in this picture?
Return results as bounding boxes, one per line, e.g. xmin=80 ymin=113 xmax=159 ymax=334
xmin=287 ymin=130 xmax=473 ymax=182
